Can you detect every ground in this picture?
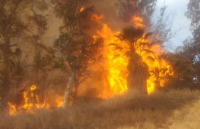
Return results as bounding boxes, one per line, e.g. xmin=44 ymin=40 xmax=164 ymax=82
xmin=1 ymin=89 xmax=200 ymax=129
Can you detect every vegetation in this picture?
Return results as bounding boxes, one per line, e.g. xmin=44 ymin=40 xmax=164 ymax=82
xmin=0 ymin=89 xmax=200 ymax=129
xmin=0 ymin=0 xmax=200 ymax=128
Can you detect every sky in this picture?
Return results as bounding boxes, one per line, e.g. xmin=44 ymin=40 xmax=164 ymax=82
xmin=155 ymin=0 xmax=192 ymax=50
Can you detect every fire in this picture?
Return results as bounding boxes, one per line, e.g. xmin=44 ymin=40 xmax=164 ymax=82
xmin=96 ymin=24 xmax=129 ymax=98
xmin=56 ymin=100 xmax=63 ymax=108
xmin=7 ymin=102 xmax=17 ymax=116
xmin=7 ymin=85 xmax=61 ymax=116
xmin=131 ymin=16 xmax=145 ymax=28
xmin=80 ymin=7 xmax=84 ymax=12
xmin=91 ymin=14 xmax=104 ymax=23
xmin=7 ymin=6 xmax=174 ymax=115
xmin=31 ymin=85 xmax=36 ymax=91
xmin=92 ymin=13 xmax=173 ymax=97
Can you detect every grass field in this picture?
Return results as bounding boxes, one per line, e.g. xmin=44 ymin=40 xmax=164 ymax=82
xmin=0 ymin=89 xmax=200 ymax=129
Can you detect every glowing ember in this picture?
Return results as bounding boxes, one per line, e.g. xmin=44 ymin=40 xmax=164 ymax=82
xmin=80 ymin=7 xmax=84 ymax=12
xmin=31 ymin=85 xmax=36 ymax=91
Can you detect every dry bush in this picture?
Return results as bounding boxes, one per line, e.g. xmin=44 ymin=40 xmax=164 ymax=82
xmin=0 ymin=89 xmax=200 ymax=129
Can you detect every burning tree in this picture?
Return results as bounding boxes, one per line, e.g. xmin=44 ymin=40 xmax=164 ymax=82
xmin=117 ymin=26 xmax=151 ymax=94
xmin=90 ymin=0 xmax=173 ymax=96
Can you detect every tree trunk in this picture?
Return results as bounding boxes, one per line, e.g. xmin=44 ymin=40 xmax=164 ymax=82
xmin=44 ymin=80 xmax=50 ymax=109
xmin=0 ymin=43 xmax=11 ymax=108
xmin=127 ymin=53 xmax=148 ymax=95
xmin=74 ymin=84 xmax=78 ymax=99
xmin=62 ymin=70 xmax=75 ymax=108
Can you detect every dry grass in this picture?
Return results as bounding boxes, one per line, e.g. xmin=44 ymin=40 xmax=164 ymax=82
xmin=165 ymin=96 xmax=200 ymax=129
xmin=0 ymin=89 xmax=200 ymax=129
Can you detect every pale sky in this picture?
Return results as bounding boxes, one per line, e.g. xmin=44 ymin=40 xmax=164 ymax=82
xmin=155 ymin=0 xmax=192 ymax=50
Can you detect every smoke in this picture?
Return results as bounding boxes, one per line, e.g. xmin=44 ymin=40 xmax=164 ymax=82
xmin=85 ymin=0 xmax=135 ymax=31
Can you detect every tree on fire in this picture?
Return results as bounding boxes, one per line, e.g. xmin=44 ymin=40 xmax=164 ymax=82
xmin=113 ymin=0 xmax=173 ymax=93
xmin=116 ymin=26 xmax=156 ymax=94
xmin=52 ymin=0 xmax=104 ymax=107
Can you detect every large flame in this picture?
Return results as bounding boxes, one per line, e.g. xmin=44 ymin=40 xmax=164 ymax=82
xmin=96 ymin=24 xmax=128 ymax=98
xmin=92 ymin=14 xmax=173 ymax=97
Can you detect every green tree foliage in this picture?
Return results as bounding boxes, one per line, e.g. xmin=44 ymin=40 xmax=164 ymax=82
xmin=186 ymin=0 xmax=200 ymax=59
xmin=186 ymin=0 xmax=200 ymax=45
xmin=185 ymin=0 xmax=200 ymax=84
xmin=161 ymin=47 xmax=194 ymax=89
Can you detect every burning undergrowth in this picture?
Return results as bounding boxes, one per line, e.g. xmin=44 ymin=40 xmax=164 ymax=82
xmin=7 ymin=85 xmax=63 ymax=115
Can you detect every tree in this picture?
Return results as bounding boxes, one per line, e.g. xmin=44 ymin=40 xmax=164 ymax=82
xmin=114 ymin=26 xmax=156 ymax=94
xmin=186 ymin=0 xmax=200 ymax=62
xmin=186 ymin=0 xmax=200 ymax=45
xmin=185 ymin=0 xmax=200 ymax=84
xmin=161 ymin=49 xmax=194 ymax=88
xmin=52 ymin=0 xmax=103 ymax=107
xmin=0 ymin=0 xmax=49 ymax=107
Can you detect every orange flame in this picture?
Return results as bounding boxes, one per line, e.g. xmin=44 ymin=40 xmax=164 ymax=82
xmin=31 ymin=85 xmax=36 ymax=91
xmin=96 ymin=24 xmax=129 ymax=98
xmin=80 ymin=7 xmax=84 ymax=12
xmin=92 ymin=14 xmax=173 ymax=97
xmin=8 ymin=85 xmax=61 ymax=116
xmin=131 ymin=16 xmax=145 ymax=28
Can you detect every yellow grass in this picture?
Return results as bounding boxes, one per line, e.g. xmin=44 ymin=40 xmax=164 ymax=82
xmin=0 ymin=89 xmax=200 ymax=129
